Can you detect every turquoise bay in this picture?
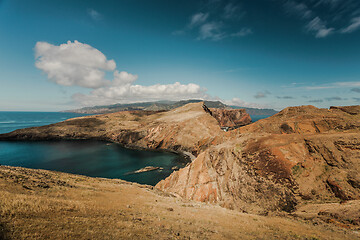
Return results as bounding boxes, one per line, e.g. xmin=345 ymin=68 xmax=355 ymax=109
xmin=0 ymin=112 xmax=186 ymax=186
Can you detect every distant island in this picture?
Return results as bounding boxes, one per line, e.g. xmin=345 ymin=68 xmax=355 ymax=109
xmin=63 ymin=99 xmax=278 ymax=116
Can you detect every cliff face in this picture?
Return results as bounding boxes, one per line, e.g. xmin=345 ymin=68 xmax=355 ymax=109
xmin=209 ymin=108 xmax=252 ymax=129
xmin=156 ymin=105 xmax=360 ymax=214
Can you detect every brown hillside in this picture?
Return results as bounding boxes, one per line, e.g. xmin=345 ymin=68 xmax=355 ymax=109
xmin=0 ymin=166 xmax=358 ymax=240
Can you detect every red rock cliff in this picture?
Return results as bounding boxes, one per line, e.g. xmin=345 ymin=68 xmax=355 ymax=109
xmin=209 ymin=108 xmax=252 ymax=129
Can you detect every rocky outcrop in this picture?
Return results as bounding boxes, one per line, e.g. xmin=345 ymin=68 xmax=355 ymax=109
xmin=125 ymin=166 xmax=163 ymax=175
xmin=156 ymin=105 xmax=360 ymax=214
xmin=209 ymin=108 xmax=252 ymax=129
xmin=156 ymin=141 xmax=297 ymax=214
xmin=330 ymin=105 xmax=360 ymax=115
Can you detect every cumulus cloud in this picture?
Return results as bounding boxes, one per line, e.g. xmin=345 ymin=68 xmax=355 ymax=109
xmin=73 ymin=82 xmax=207 ymax=106
xmin=35 ymin=40 xmax=209 ymax=106
xmin=113 ymin=71 xmax=138 ymax=86
xmin=35 ymin=40 xmax=116 ymax=88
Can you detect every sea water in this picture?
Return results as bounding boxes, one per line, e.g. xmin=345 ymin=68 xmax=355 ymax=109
xmin=0 ymin=112 xmax=186 ymax=185
xmin=250 ymin=115 xmax=272 ymax=122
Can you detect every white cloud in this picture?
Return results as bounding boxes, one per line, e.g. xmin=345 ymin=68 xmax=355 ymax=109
xmin=87 ymin=9 xmax=101 ymax=20
xmin=73 ymin=82 xmax=208 ymax=106
xmin=113 ymin=71 xmax=138 ymax=86
xmin=281 ymin=1 xmax=360 ymax=38
xmin=302 ymin=81 xmax=360 ymax=90
xmin=35 ymin=41 xmax=267 ymax=108
xmin=223 ymin=3 xmax=242 ymax=19
xmin=315 ymin=0 xmax=341 ymax=8
xmin=35 ymin=40 xmax=210 ymax=106
xmin=35 ymin=40 xmax=116 ymax=88
xmin=305 ymin=86 xmax=335 ymax=90
xmin=224 ymin=98 xmax=270 ymax=109
xmin=189 ymin=12 xmax=209 ymax=28
xmin=336 ymin=81 xmax=360 ymax=87
xmin=174 ymin=1 xmax=252 ymax=41
xmin=284 ymin=1 xmax=313 ymax=20
xmin=341 ymin=17 xmax=360 ymax=33
xmin=231 ymin=28 xmax=253 ymax=37
xmin=198 ymin=22 xmax=225 ymax=41
xmin=306 ymin=17 xmax=334 ymax=38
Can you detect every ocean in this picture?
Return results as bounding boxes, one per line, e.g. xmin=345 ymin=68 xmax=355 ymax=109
xmin=250 ymin=115 xmax=272 ymax=122
xmin=0 ymin=111 xmax=89 ymax=134
xmin=0 ymin=112 xmax=186 ymax=185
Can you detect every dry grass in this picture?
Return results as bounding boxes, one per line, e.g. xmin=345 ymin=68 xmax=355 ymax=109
xmin=0 ymin=166 xmax=359 ymax=240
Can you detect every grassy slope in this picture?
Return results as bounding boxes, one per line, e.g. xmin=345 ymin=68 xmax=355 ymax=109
xmin=0 ymin=165 xmax=358 ymax=240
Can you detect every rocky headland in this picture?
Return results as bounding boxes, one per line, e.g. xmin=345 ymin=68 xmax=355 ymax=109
xmin=1 ymin=102 xmax=360 ymax=238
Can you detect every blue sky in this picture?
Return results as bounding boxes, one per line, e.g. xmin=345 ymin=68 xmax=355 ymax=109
xmin=1 ymin=0 xmax=360 ymax=111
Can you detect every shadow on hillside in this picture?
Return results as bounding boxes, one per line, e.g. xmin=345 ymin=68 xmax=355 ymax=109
xmin=0 ymin=222 xmax=10 ymax=240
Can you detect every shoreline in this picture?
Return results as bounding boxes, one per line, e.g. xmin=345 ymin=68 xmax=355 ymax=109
xmin=0 ymin=137 xmax=191 ymax=186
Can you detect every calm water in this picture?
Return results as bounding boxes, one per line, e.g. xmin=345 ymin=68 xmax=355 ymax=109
xmin=0 ymin=140 xmax=185 ymax=186
xmin=250 ymin=115 xmax=272 ymax=122
xmin=0 ymin=112 xmax=186 ymax=185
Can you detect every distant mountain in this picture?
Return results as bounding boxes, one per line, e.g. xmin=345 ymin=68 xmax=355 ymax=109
xmin=63 ymin=99 xmax=277 ymax=115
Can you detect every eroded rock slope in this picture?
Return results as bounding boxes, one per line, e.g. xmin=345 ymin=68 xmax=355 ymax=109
xmin=156 ymin=105 xmax=360 ymax=215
